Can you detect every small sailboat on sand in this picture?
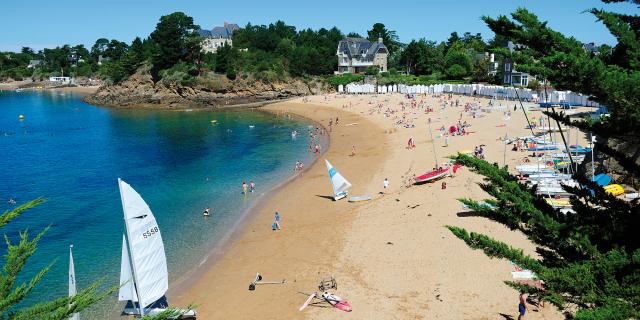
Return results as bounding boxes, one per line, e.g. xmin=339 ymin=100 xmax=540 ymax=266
xmin=414 ymin=118 xmax=450 ymax=185
xmin=118 ymin=179 xmax=196 ymax=318
xmin=325 ymin=160 xmax=352 ymax=201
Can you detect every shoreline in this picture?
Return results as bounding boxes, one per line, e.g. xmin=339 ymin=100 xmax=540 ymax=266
xmin=168 ymin=110 xmax=330 ymax=299
xmin=172 ymin=98 xmax=390 ymax=318
xmin=0 ymin=83 xmax=99 ymax=94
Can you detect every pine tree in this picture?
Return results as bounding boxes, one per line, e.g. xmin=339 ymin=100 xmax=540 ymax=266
xmin=0 ymin=199 xmax=115 ymax=319
xmin=448 ymin=2 xmax=640 ymax=318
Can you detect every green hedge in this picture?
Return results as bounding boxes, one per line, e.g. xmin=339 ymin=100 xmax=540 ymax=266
xmin=327 ymin=73 xmax=364 ymax=87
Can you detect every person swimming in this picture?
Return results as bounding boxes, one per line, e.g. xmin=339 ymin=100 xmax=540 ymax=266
xmin=203 ymin=207 xmax=210 ymax=216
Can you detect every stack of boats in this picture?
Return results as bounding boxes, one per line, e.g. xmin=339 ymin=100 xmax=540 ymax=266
xmin=513 ymin=126 xmax=596 ymax=213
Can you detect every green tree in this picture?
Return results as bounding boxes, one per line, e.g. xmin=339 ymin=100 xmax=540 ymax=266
xmin=448 ymin=2 xmax=640 ymax=318
xmin=444 ymin=42 xmax=472 ymax=78
xmin=214 ymin=43 xmax=236 ymax=74
xmin=400 ymin=39 xmax=445 ymax=75
xmin=445 ymin=31 xmax=461 ymax=51
xmin=367 ymin=23 xmax=401 ymax=55
xmin=149 ymin=12 xmax=200 ymax=74
xmin=90 ymin=38 xmax=109 ymax=61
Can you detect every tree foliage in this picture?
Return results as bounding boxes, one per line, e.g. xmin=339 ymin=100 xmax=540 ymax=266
xmin=367 ymin=23 xmax=401 ymax=55
xmin=450 ymin=153 xmax=640 ymax=319
xmin=149 ymin=12 xmax=201 ymax=77
xmin=0 ymin=199 xmax=116 ymax=319
xmin=453 ymin=18 xmax=640 ymax=307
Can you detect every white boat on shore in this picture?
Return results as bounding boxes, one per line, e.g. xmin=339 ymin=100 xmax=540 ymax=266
xmin=516 ymin=164 xmax=555 ymax=175
xmin=527 ymin=173 xmax=573 ymax=181
xmin=536 ymin=184 xmax=574 ymax=197
xmin=325 ymin=160 xmax=352 ymax=201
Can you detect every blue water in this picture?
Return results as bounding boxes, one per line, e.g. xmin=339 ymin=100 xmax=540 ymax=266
xmin=0 ymin=90 xmax=322 ymax=317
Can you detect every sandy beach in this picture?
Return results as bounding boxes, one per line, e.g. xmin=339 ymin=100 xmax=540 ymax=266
xmin=173 ymin=92 xmax=580 ymax=319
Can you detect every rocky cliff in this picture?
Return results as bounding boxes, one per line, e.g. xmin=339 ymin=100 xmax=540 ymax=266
xmin=84 ymin=69 xmax=333 ymax=108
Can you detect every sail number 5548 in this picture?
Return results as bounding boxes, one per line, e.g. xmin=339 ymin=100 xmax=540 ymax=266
xmin=142 ymin=226 xmax=159 ymax=239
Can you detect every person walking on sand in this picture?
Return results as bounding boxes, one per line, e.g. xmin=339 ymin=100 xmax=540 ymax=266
xmin=274 ymin=211 xmax=281 ymax=230
xmin=518 ymin=292 xmax=527 ymax=320
xmin=350 ymin=145 xmax=356 ymax=156
xmin=383 ymin=178 xmax=389 ymax=192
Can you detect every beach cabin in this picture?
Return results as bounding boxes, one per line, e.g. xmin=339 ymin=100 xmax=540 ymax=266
xmin=335 ymin=37 xmax=388 ymax=74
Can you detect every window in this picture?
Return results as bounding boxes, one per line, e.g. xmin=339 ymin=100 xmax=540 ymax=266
xmin=504 ymin=63 xmax=511 ymax=72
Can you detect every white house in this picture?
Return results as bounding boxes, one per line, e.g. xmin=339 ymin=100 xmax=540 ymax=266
xmin=198 ymin=22 xmax=241 ymax=53
xmin=503 ymin=41 xmax=531 ymax=87
xmin=27 ymin=60 xmax=42 ymax=68
xmin=335 ymin=37 xmax=388 ymax=74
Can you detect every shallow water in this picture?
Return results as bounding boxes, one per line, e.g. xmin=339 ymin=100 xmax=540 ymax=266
xmin=0 ymin=90 xmax=322 ymax=317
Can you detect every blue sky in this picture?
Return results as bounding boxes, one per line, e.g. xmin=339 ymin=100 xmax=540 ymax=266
xmin=0 ymin=0 xmax=636 ymax=52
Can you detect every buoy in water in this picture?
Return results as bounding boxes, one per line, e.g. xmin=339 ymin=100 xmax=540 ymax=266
xmin=19 ymin=115 xmax=24 ymax=120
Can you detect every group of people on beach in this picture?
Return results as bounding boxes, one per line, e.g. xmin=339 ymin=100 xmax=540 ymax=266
xmin=474 ymin=145 xmax=486 ymax=159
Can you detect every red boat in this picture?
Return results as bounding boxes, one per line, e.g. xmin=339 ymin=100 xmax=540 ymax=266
xmin=414 ymin=168 xmax=450 ymax=184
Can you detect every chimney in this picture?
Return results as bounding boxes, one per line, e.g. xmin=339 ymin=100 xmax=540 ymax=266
xmin=378 ymin=37 xmax=383 ymax=43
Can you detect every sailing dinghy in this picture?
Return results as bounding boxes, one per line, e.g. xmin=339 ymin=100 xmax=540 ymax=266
xmin=118 ymin=179 xmax=196 ymax=318
xmin=325 ymin=160 xmax=352 ymax=201
xmin=414 ymin=168 xmax=449 ymax=184
xmin=69 ymin=245 xmax=79 ymax=320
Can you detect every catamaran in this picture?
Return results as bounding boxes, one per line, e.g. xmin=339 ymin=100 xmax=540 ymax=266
xmin=118 ymin=179 xmax=196 ymax=318
xmin=69 ymin=244 xmax=79 ymax=320
xmin=325 ymin=160 xmax=352 ymax=200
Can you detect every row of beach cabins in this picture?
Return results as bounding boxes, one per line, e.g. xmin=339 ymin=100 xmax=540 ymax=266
xmin=338 ymin=83 xmax=603 ymax=108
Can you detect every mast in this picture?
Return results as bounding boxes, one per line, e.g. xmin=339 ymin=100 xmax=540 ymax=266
xmin=590 ymin=134 xmax=596 ymax=181
xmin=428 ymin=118 xmax=438 ymax=168
xmin=118 ymin=179 xmax=145 ymax=317
xmin=503 ymin=131 xmax=508 ymax=167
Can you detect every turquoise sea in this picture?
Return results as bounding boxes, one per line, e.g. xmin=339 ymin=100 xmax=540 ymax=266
xmin=0 ymin=90 xmax=322 ymax=317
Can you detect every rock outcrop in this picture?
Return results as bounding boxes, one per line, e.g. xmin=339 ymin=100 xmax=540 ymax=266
xmin=84 ymin=69 xmax=333 ymax=108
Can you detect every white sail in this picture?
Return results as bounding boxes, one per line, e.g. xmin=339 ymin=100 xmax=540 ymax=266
xmin=118 ymin=235 xmax=138 ymax=302
xmin=118 ymin=179 xmax=168 ymax=312
xmin=325 ymin=160 xmax=352 ymax=198
xmin=69 ymin=245 xmax=79 ymax=320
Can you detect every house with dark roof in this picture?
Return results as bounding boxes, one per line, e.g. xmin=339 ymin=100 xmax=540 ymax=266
xmin=27 ymin=60 xmax=42 ymax=68
xmin=198 ymin=22 xmax=241 ymax=53
xmin=336 ymin=37 xmax=388 ymax=74
xmin=503 ymin=41 xmax=532 ymax=86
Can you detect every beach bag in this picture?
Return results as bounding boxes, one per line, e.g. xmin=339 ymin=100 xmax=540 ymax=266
xmin=272 ymin=223 xmax=277 ymax=230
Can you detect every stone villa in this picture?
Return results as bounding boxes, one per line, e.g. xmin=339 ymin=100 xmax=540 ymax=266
xmin=335 ymin=37 xmax=388 ymax=74
xmin=197 ymin=22 xmax=241 ymax=53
